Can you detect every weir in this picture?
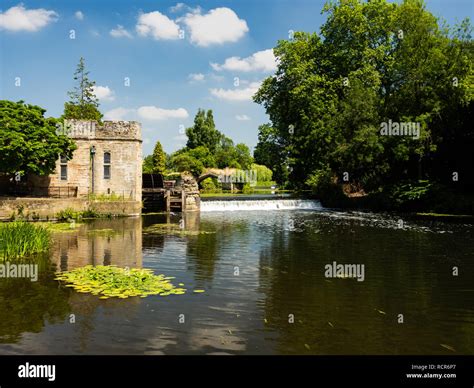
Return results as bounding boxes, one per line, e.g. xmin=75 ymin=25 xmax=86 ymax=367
xmin=200 ymin=199 xmax=322 ymax=212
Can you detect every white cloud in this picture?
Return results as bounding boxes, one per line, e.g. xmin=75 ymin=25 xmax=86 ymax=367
xmin=180 ymin=7 xmax=248 ymax=47
xmin=105 ymin=105 xmax=189 ymax=121
xmin=110 ymin=25 xmax=132 ymax=38
xmin=188 ymin=73 xmax=205 ymax=82
xmin=136 ymin=11 xmax=181 ymax=40
xmin=75 ymin=11 xmax=84 ymax=21
xmin=0 ymin=5 xmax=58 ymax=32
xmin=210 ymin=81 xmax=261 ymax=102
xmin=170 ymin=3 xmax=201 ymax=14
xmin=235 ymin=114 xmax=251 ymax=121
xmin=104 ymin=107 xmax=134 ymax=120
xmin=211 ymin=49 xmax=277 ymax=72
xmin=170 ymin=3 xmax=186 ymax=13
xmin=137 ymin=106 xmax=189 ymax=120
xmin=92 ymin=86 xmax=115 ymax=101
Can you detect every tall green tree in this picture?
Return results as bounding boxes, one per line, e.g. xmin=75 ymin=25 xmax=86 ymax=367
xmin=215 ymin=135 xmax=238 ymax=168
xmin=186 ymin=109 xmax=221 ymax=152
xmin=169 ymin=108 xmax=273 ymax=176
xmin=62 ymin=57 xmax=102 ymax=121
xmin=254 ymin=0 xmax=473 ymax=192
xmin=151 ymin=141 xmax=166 ymax=174
xmin=0 ymin=100 xmax=76 ymax=176
xmin=254 ymin=123 xmax=289 ymax=184
xmin=235 ymin=143 xmax=253 ymax=170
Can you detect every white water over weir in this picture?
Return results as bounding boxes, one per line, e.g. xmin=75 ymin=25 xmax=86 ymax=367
xmin=200 ymin=199 xmax=322 ymax=212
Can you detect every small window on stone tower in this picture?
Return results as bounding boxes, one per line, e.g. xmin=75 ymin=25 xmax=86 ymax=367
xmin=60 ymin=155 xmax=67 ymax=181
xmin=104 ymin=152 xmax=111 ymax=179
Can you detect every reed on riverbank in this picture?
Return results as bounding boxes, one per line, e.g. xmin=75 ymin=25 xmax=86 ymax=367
xmin=0 ymin=222 xmax=51 ymax=260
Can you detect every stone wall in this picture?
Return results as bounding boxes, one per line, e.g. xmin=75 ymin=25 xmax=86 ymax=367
xmin=0 ymin=197 xmax=142 ymax=220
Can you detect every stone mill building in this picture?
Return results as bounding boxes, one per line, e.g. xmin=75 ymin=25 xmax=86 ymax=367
xmin=0 ymin=119 xmax=143 ymax=202
xmin=49 ymin=119 xmax=143 ymax=201
xmin=0 ymin=119 xmax=143 ymax=220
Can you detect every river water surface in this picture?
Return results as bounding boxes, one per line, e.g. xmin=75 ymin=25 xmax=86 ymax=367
xmin=0 ymin=199 xmax=472 ymax=355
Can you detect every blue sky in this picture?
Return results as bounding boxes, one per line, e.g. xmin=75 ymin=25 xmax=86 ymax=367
xmin=1 ymin=0 xmax=472 ymax=156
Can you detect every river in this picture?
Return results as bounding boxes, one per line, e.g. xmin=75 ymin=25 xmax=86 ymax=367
xmin=0 ymin=198 xmax=472 ymax=354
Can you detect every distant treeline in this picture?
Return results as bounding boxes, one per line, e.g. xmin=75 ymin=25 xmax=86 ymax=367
xmin=143 ymin=109 xmax=274 ymax=188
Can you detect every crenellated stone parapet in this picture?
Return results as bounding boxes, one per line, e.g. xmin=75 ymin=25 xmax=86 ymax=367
xmin=61 ymin=120 xmax=142 ymax=142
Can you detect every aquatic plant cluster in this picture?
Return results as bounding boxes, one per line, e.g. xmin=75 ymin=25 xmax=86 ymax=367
xmin=55 ymin=265 xmax=189 ymax=299
xmin=143 ymin=223 xmax=215 ymax=236
xmin=0 ymin=222 xmax=51 ymax=260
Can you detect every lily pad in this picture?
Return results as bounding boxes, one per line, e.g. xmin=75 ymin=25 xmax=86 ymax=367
xmin=143 ymin=223 xmax=216 ymax=236
xmin=55 ymin=265 xmax=190 ymax=299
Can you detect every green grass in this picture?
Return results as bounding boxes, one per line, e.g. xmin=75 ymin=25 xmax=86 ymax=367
xmin=35 ymin=221 xmax=82 ymax=233
xmin=0 ymin=222 xmax=51 ymax=260
xmin=56 ymin=208 xmax=111 ymax=221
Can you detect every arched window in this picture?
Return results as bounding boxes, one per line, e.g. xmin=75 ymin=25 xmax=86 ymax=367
xmin=104 ymin=152 xmax=111 ymax=179
xmin=60 ymin=155 xmax=68 ymax=181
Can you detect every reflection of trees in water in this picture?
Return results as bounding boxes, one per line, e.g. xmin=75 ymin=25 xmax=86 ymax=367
xmin=142 ymin=214 xmax=169 ymax=254
xmin=258 ymin=215 xmax=474 ymax=354
xmin=185 ymin=214 xmax=217 ymax=282
xmin=143 ymin=212 xmax=223 ymax=282
xmin=0 ymin=256 xmax=70 ymax=343
xmin=67 ymin=291 xmax=142 ymax=352
xmin=186 ymin=230 xmax=219 ymax=282
xmin=142 ymin=234 xmax=165 ymax=254
xmin=185 ymin=216 xmax=250 ymax=283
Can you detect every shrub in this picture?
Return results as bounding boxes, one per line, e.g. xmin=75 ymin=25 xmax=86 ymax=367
xmin=306 ymin=166 xmax=335 ymax=197
xmin=56 ymin=208 xmax=79 ymax=221
xmin=200 ymin=177 xmax=222 ymax=193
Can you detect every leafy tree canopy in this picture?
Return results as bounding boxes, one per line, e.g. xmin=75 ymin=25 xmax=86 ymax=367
xmin=142 ymin=155 xmax=154 ymax=174
xmin=254 ymin=0 xmax=473 ymax=192
xmin=0 ymin=100 xmax=77 ymax=176
xmin=170 ymin=109 xmax=256 ymax=174
xmin=186 ymin=109 xmax=221 ymax=152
